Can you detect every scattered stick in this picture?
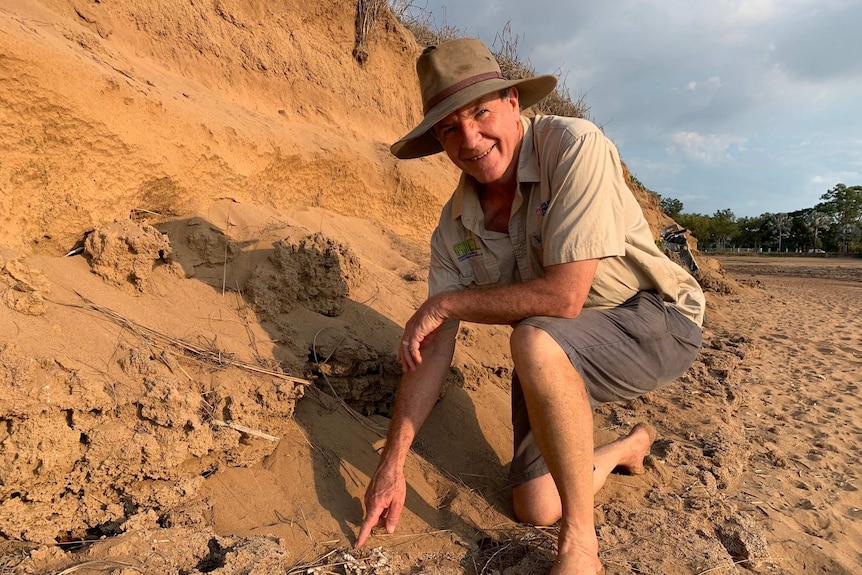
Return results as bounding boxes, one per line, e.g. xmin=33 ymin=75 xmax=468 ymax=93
xmin=286 ymin=548 xmax=340 ymax=575
xmin=130 ymin=208 xmax=164 ymax=217
xmin=339 ymin=459 xmax=363 ymax=488
xmin=57 ymin=292 xmax=311 ymax=388
xmin=300 ymin=508 xmax=313 ymax=541
xmin=55 ymin=560 xmax=144 ymax=574
xmin=480 ymin=541 xmax=513 ymax=575
xmin=211 ymin=419 xmax=279 ymax=441
xmin=695 ymin=558 xmax=753 ymax=575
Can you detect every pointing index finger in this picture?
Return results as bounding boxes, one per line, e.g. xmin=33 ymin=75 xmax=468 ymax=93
xmin=355 ymin=504 xmax=384 ymax=548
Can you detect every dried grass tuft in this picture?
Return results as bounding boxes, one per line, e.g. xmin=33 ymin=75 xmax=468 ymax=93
xmin=387 ymin=4 xmax=590 ymax=120
xmin=464 ymin=525 xmax=558 ymax=575
xmin=354 ymin=0 xmax=389 ymax=63
xmin=0 ymin=550 xmax=28 ymax=575
xmin=491 ymin=22 xmax=590 ymax=120
xmin=286 ymin=546 xmax=392 ymax=575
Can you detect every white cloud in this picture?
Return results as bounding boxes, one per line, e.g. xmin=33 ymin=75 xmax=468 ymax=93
xmin=625 ymin=157 xmax=683 ymax=181
xmin=680 ymin=76 xmax=722 ymax=101
xmin=668 ymin=132 xmax=748 ymax=163
xmin=725 ymin=0 xmax=779 ymax=24
xmin=810 ymin=172 xmax=860 ymax=186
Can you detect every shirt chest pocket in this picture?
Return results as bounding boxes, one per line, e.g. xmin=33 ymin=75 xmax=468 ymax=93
xmin=458 ymin=254 xmax=501 ymax=287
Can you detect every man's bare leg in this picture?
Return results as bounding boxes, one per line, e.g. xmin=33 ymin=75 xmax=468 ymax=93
xmin=510 ymin=325 xmax=601 ymax=575
xmin=593 ymin=423 xmax=656 ymax=492
xmin=511 ymin=326 xmax=659 ymax=574
xmin=512 ymin=423 xmax=657 ymax=525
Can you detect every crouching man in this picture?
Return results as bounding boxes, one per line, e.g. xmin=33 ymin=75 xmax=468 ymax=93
xmin=355 ymin=38 xmax=704 ymax=575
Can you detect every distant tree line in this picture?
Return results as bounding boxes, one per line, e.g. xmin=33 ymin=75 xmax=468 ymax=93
xmin=660 ymin=183 xmax=862 ymax=255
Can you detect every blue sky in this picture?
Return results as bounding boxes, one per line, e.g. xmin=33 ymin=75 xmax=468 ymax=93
xmin=401 ymin=0 xmax=862 ymax=218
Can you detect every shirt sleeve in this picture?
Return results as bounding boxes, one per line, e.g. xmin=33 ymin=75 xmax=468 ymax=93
xmin=428 ymin=226 xmax=464 ymax=298
xmin=427 ymin=226 xmax=463 ymax=331
xmin=540 ymin=129 xmax=628 ymax=266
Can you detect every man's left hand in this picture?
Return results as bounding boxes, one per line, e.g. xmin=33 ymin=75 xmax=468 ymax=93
xmin=399 ymin=296 xmax=447 ymax=371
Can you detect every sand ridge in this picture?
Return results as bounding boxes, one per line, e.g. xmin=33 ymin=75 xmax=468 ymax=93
xmin=0 ymin=1 xmax=860 ymax=574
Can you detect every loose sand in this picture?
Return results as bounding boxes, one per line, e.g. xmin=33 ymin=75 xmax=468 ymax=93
xmin=1 ymin=1 xmax=860 ymax=574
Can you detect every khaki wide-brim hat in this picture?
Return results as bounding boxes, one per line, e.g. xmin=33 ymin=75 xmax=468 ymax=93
xmin=391 ymin=37 xmax=558 ymax=159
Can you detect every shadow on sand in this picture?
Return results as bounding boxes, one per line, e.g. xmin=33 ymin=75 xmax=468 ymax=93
xmin=156 ymin=213 xmax=513 ymax=548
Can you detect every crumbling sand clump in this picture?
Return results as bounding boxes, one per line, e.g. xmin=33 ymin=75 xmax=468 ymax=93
xmin=0 ymin=340 xmax=304 ymax=544
xmin=693 ymin=255 xmax=740 ymax=295
xmin=310 ymin=330 xmax=403 ymax=417
xmin=247 ymin=232 xmax=363 ymax=318
xmin=84 ymin=220 xmax=174 ymax=292
xmin=2 ymin=258 xmax=51 ymax=315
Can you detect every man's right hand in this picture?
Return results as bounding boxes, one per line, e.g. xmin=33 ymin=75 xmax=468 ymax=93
xmin=355 ymin=460 xmax=407 ymax=548
xmin=356 ymin=324 xmax=457 ymax=549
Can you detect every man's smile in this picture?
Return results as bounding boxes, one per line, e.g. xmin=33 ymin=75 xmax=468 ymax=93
xmin=464 ymin=144 xmax=496 ymax=162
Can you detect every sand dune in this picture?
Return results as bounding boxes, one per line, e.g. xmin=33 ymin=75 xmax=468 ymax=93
xmin=1 ymin=2 xmax=860 ymax=574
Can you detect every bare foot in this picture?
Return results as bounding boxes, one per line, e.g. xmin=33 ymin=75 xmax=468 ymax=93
xmin=614 ymin=422 xmax=657 ymax=475
xmin=550 ymin=553 xmax=602 ymax=574
xmin=551 ymin=537 xmax=603 ymax=575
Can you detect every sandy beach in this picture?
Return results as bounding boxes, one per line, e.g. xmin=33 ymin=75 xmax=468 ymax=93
xmin=1 ymin=2 xmax=860 ymax=574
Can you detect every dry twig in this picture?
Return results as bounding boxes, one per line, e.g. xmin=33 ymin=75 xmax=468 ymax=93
xmin=55 ymin=560 xmax=144 ymax=574
xmin=212 ymin=419 xmax=280 ymax=441
xmin=57 ymin=292 xmax=311 ymax=387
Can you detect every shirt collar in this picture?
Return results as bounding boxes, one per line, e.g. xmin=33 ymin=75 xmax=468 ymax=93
xmin=450 ymin=174 xmax=482 ymax=233
xmin=517 ymin=116 xmax=540 ymax=183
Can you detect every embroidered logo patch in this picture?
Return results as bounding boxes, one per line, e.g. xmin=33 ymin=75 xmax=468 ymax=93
xmin=453 ymin=238 xmax=482 ymax=262
xmin=535 ymin=200 xmax=550 ymax=217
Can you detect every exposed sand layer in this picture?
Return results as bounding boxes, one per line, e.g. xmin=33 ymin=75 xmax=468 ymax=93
xmin=1 ymin=1 xmax=860 ymax=574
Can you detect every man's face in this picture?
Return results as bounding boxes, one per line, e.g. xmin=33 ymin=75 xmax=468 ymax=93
xmin=432 ymin=89 xmax=522 ymax=188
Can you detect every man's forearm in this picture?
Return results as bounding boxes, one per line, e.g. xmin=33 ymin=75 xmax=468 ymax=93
xmin=437 ymin=259 xmax=599 ymax=326
xmin=356 ymin=327 xmax=457 ymax=549
xmin=380 ymin=326 xmax=458 ymax=466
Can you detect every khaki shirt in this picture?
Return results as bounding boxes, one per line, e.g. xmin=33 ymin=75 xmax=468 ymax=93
xmin=428 ymin=115 xmax=705 ymax=327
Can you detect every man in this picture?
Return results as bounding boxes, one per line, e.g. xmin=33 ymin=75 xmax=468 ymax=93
xmin=355 ymin=38 xmax=704 ymax=575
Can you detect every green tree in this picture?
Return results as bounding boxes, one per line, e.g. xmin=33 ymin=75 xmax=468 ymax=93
xmin=710 ymin=209 xmax=737 ymax=251
xmin=804 ymin=210 xmax=832 ymax=250
xmin=766 ymin=212 xmax=792 ymax=251
xmin=816 ymin=183 xmax=862 ymax=253
xmin=676 ymin=213 xmax=712 ymax=248
xmin=659 ymin=196 xmax=684 ymax=219
xmin=734 ymin=215 xmax=769 ymax=251
xmin=838 ymin=223 xmax=861 ymax=253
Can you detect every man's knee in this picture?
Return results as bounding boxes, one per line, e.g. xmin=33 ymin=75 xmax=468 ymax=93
xmin=513 ymin=499 xmax=560 ymax=527
xmin=510 ymin=323 xmax=559 ymax=365
xmin=512 ymin=476 xmax=562 ymax=526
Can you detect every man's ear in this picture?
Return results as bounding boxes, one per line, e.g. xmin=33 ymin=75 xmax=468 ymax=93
xmin=507 ymin=87 xmax=521 ymax=112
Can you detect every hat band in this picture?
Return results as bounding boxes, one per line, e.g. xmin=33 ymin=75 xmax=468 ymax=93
xmin=422 ymin=71 xmax=504 ymax=114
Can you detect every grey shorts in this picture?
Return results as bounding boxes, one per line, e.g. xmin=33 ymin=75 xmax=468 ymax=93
xmin=509 ymin=290 xmax=702 ymax=486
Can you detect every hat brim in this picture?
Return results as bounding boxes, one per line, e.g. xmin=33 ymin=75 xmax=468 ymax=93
xmin=390 ymin=74 xmax=558 ymax=160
